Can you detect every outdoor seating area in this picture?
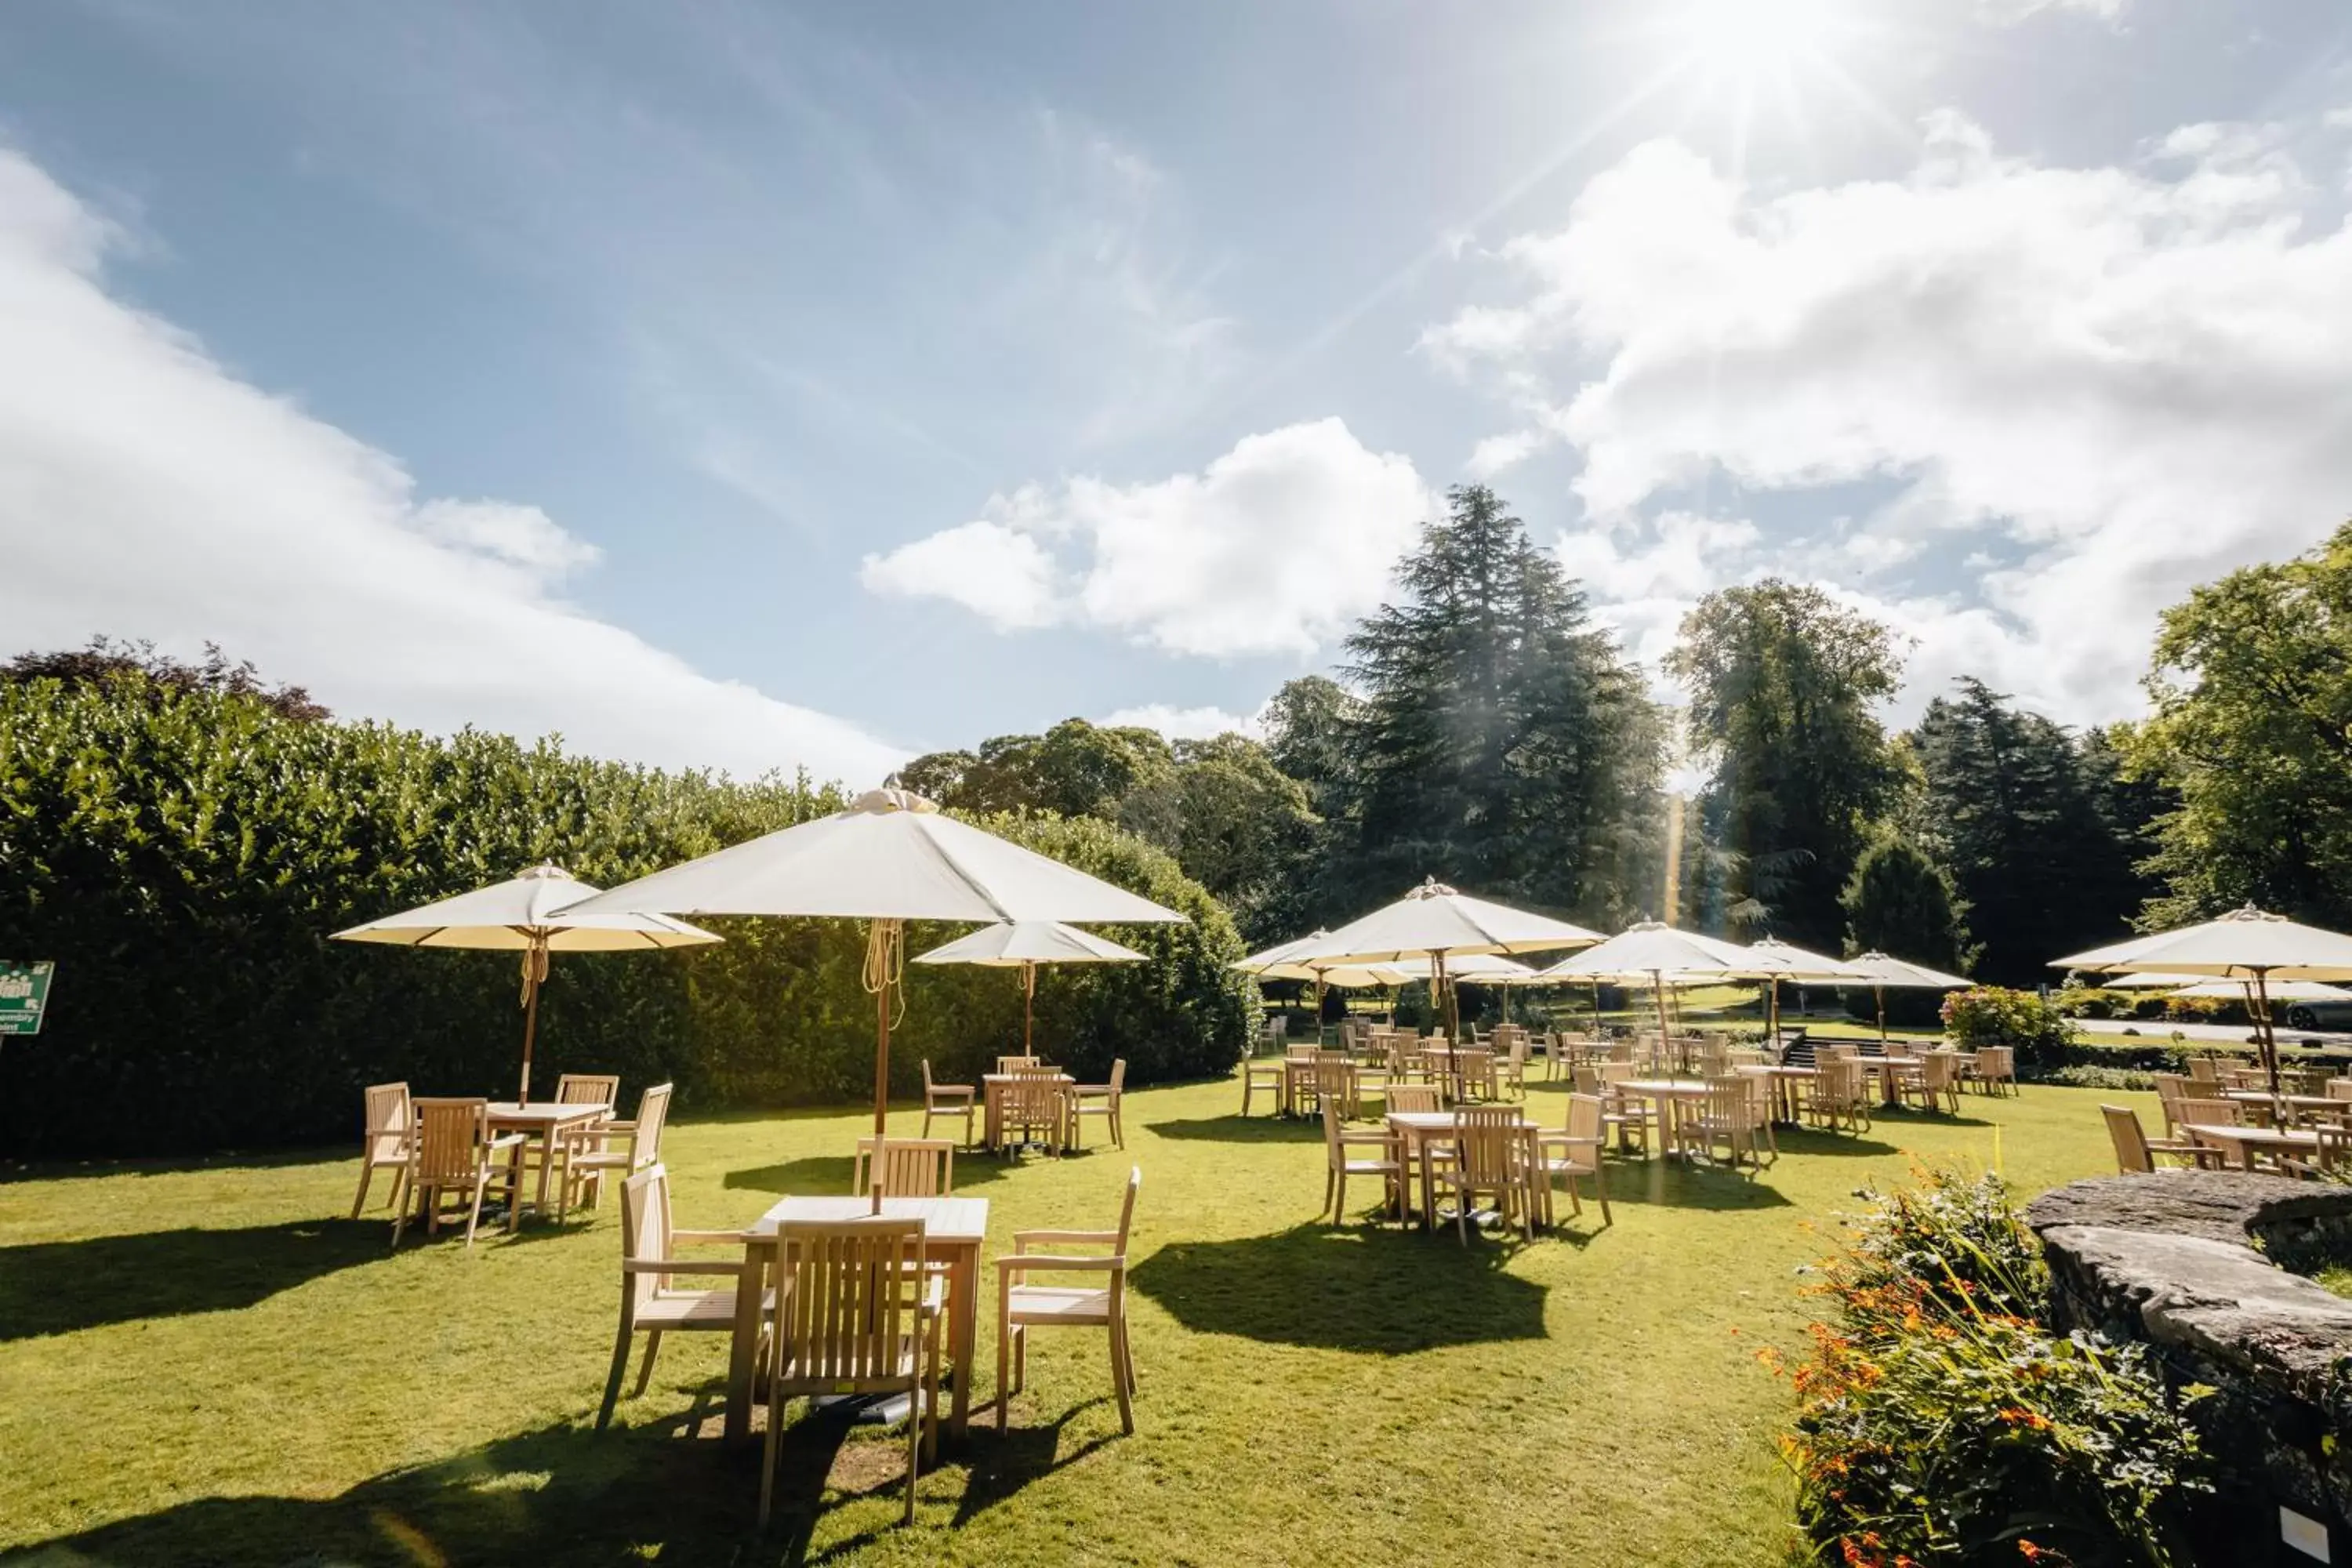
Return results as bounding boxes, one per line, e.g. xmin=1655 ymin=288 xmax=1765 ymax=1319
xmin=1 ymin=1073 xmax=2130 ymax=1564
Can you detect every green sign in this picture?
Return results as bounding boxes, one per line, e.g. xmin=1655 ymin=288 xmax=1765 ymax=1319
xmin=0 ymin=962 xmax=54 ymax=1036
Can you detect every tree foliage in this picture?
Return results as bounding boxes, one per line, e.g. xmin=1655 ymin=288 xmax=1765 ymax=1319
xmin=1666 ymin=581 xmax=1902 ymax=949
xmin=1842 ymin=834 xmax=1972 ymax=971
xmin=1910 ymin=678 xmax=2154 ymax=983
xmin=5 ymin=635 xmax=328 ymax=722
xmin=2125 ymin=522 xmax=2352 ymax=928
xmin=0 ymin=675 xmax=1250 ymax=1157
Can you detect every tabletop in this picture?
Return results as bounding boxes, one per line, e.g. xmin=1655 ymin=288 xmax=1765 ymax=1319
xmin=1736 ymin=1065 xmax=1817 ymax=1078
xmin=2180 ymin=1123 xmax=2321 ymax=1148
xmin=488 ymin=1101 xmax=610 ymax=1124
xmin=2220 ymin=1091 xmax=2350 ymax=1109
xmin=982 ymin=1073 xmax=1073 ymax=1084
xmin=1617 ymin=1079 xmax=1712 ymax=1095
xmin=746 ymin=1194 xmax=991 ymax=1243
xmin=1385 ymin=1110 xmax=1534 ymax=1131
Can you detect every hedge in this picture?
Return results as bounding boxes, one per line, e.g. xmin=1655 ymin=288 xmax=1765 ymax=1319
xmin=0 ymin=677 xmax=1252 ymax=1158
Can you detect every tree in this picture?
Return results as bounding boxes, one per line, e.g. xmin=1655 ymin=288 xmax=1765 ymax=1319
xmin=1160 ymin=735 xmax=1321 ymax=942
xmin=2126 ymin=522 xmax=2352 ymax=928
xmin=5 ymin=636 xmax=327 ymax=722
xmin=1911 ymin=677 xmax=2151 ymax=983
xmin=1261 ymin=675 xmax=1359 ymax=818
xmin=1342 ymin=485 xmax=1664 ymax=925
xmin=1842 ymin=835 xmax=1972 ymax=971
xmin=1665 ymin=582 xmax=1902 ymax=949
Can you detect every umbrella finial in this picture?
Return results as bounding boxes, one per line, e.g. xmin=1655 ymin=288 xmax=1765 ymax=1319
xmin=1409 ymin=877 xmax=1458 ymax=900
xmin=2223 ymin=903 xmax=2286 ymax=924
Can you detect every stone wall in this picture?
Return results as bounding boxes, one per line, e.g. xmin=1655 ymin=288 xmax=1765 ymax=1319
xmin=2027 ymin=1171 xmax=2352 ymax=1566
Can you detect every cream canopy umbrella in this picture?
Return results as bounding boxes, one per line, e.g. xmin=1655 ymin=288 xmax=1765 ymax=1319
xmin=913 ymin=920 xmax=1145 ymax=1056
xmin=2055 ymin=905 xmax=2352 ymax=1092
xmin=1541 ymin=923 xmax=1758 ymax=1049
xmin=1231 ymin=931 xmax=1414 ymax=1033
xmin=333 ymin=863 xmax=721 ymax=1102
xmin=1839 ymin=951 xmax=1973 ymax=1045
xmin=1381 ymin=953 xmax=1542 ymax=1024
xmin=1733 ymin=938 xmax=1869 ymax=1046
xmin=561 ymin=788 xmax=1187 ymax=1141
xmin=1285 ymin=878 xmax=1602 ymax=1044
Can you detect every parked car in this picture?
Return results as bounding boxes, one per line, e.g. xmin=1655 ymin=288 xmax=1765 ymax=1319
xmin=2283 ymin=1000 xmax=2352 ymax=1032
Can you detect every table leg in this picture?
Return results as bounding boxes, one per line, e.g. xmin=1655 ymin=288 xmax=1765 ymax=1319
xmin=949 ymin=1243 xmax=978 ymax=1439
xmin=726 ymin=1238 xmax=769 ymax=1443
xmin=534 ymin=1131 xmax=556 ymax=1218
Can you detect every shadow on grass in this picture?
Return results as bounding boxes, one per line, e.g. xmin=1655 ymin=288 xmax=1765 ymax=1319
xmin=1767 ymin=1128 xmax=1904 ymax=1159
xmin=724 ymin=1153 xmax=1009 ymax=1197
xmin=953 ymin=1400 xmax=1120 ymax=1527
xmin=0 ymin=1146 xmax=339 ymax=1185
xmin=1129 ymin=1223 xmax=1548 ymax=1351
xmin=0 ymin=1218 xmax=387 ymax=1341
xmin=1592 ymin=1158 xmax=1796 ymax=1212
xmin=11 ymin=1403 xmax=989 ymax=1567
xmin=1141 ymin=1116 xmax=1321 ymax=1144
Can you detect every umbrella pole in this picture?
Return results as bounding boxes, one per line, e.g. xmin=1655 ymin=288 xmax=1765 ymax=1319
xmin=1650 ymin=970 xmax=1671 ymax=1068
xmin=862 ymin=918 xmax=904 ymax=1214
xmin=2254 ymin=970 xmax=2280 ymax=1094
xmin=1024 ymin=961 xmax=1036 ymax=1057
xmin=1314 ymin=972 xmax=1327 ymax=1044
xmin=1875 ymin=985 xmax=1887 ymax=1046
xmin=517 ymin=933 xmax=546 ymax=1104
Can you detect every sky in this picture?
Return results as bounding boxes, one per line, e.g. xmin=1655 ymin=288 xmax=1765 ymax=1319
xmin=5 ymin=0 xmax=2350 ymax=785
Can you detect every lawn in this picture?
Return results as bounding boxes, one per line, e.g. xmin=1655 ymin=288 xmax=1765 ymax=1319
xmin=0 ymin=1076 xmax=2143 ymax=1567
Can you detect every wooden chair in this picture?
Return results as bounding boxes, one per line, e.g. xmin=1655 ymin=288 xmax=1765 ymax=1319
xmin=1497 ymin=1036 xmax=1530 ymax=1098
xmin=2185 ymin=1056 xmax=2221 ymax=1087
xmin=555 ymin=1072 xmax=621 ymax=1109
xmin=1437 ymin=1105 xmax=1536 ymax=1244
xmin=1685 ymin=1078 xmax=1761 ymax=1171
xmin=1385 ymin=1083 xmax=1443 ymax=1114
xmin=2101 ymin=1105 xmax=2208 ymax=1173
xmin=1533 ymin=1092 xmax=1610 ymax=1227
xmin=2151 ymin=1073 xmax=2189 ymax=1133
xmin=996 ymin=1167 xmax=1142 ymax=1437
xmin=761 ymin=1217 xmax=941 ymax=1527
xmin=2285 ymin=1124 xmax=2352 ymax=1180
xmin=1592 ymin=1062 xmax=1653 ymax=1154
xmin=1240 ymin=1052 xmax=1283 ymax=1116
xmin=854 ymin=1137 xmax=956 ymax=1197
xmin=996 ymin=1054 xmax=1041 ymax=1075
xmin=394 ymin=1098 xmax=524 ymax=1248
xmin=1454 ymin=1047 xmax=1498 ymax=1103
xmin=1971 ymin=1047 xmax=2016 ymax=1095
xmin=1320 ymin=1094 xmax=1403 ymax=1225
xmin=1900 ymin=1052 xmax=1961 ymax=1116
xmin=999 ymin=1069 xmax=1067 ymax=1157
xmin=567 ymin=1083 xmax=673 ymax=1213
xmin=1809 ymin=1058 xmax=1873 ymax=1134
xmin=597 ymin=1163 xmax=762 ymax=1428
xmin=920 ymin=1059 xmax=977 ymax=1145
xmin=2327 ymin=1077 xmax=2352 ymax=1102
xmin=1066 ymin=1059 xmax=1127 ymax=1149
xmin=2174 ymin=1096 xmax=2241 ymax=1129
xmin=350 ymin=1082 xmax=412 ymax=1219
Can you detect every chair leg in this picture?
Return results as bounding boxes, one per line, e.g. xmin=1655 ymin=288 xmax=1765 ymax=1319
xmin=390 ymin=1178 xmax=414 ymax=1250
xmin=921 ymin=1105 xmax=935 ymax=1140
xmin=1014 ymin=1324 xmax=1027 ymax=1396
xmin=904 ymin=1367 xmax=922 ymax=1525
xmin=350 ymin=1160 xmax=376 ymax=1221
xmin=758 ymin=1355 xmax=784 ymax=1529
xmin=1112 ymin=1100 xmax=1123 ymax=1150
xmin=1334 ymin=1168 xmax=1348 ymax=1225
xmin=1322 ymin=1167 xmax=1336 ymax=1223
xmin=923 ymin=1319 xmax=941 ymax=1465
xmin=597 ymin=1312 xmax=636 ymax=1429
xmin=463 ymin=1174 xmax=486 ymax=1248
xmin=1109 ymin=1319 xmax=1135 ymax=1435
xmin=1592 ymin=1160 xmax=1612 ymax=1226
xmin=626 ymin=1329 xmax=664 ymax=1397
xmin=996 ymin=1293 xmax=1011 ymax=1432
xmin=1120 ymin=1316 xmax=1138 ymax=1394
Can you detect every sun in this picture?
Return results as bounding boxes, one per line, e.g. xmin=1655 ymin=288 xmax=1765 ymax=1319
xmin=1674 ymin=0 xmax=1854 ymax=85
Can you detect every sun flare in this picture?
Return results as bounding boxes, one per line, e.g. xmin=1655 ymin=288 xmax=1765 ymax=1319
xmin=1675 ymin=0 xmax=1853 ymax=82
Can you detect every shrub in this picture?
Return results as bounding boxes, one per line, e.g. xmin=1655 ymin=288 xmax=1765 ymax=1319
xmin=1774 ymin=1169 xmax=2216 ymax=1567
xmin=1942 ymin=986 xmax=2076 ymax=1069
xmin=0 ymin=677 xmax=1253 ymax=1156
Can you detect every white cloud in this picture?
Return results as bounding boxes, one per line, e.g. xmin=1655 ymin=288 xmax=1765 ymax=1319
xmin=1099 ymin=703 xmax=1265 ymax=741
xmin=0 ymin=147 xmax=903 ymax=785
xmin=1428 ymin=110 xmax=2352 ymax=726
xmin=1975 ymin=0 xmax=2125 ymax=21
xmin=858 ymin=519 xmax=1061 ymax=628
xmin=863 ymin=418 xmax=1435 ymax=659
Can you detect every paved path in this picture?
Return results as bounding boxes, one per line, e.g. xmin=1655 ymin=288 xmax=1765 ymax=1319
xmin=2072 ymin=1016 xmax=2352 ymax=1046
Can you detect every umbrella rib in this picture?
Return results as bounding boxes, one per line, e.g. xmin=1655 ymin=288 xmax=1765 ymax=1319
xmin=913 ymin=822 xmax=1017 ymax=925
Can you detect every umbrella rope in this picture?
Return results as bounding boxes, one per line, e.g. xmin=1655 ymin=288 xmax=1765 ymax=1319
xmin=862 ymin=919 xmax=908 ymax=1029
xmin=518 ymin=944 xmax=549 ymax=1006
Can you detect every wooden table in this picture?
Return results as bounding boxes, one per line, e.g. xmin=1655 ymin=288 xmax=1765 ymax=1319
xmin=486 ymin=1101 xmax=610 ymax=1220
xmin=728 ymin=1193 xmax=990 ymax=1444
xmin=1385 ymin=1109 xmax=1537 ymax=1228
xmin=1736 ymin=1064 xmax=1815 ymax=1125
xmin=982 ymin=1073 xmax=1073 ymax=1150
xmin=2180 ymin=1122 xmax=2321 ymax=1172
xmin=2220 ymin=1091 xmax=2352 ymax=1127
xmin=1615 ymin=1080 xmax=1711 ymax=1157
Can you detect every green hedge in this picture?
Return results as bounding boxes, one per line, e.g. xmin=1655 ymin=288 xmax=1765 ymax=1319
xmin=0 ymin=677 xmax=1253 ymax=1158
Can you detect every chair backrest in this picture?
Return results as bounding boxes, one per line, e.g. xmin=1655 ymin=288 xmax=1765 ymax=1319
xmin=998 ymin=1055 xmax=1040 ymax=1075
xmin=1822 ymin=1059 xmax=1864 ymax=1106
xmin=1456 ymin=1047 xmax=1494 ymax=1081
xmin=362 ymin=1082 xmax=411 ymax=1163
xmin=2151 ymin=1073 xmax=2187 ymax=1109
xmin=854 ymin=1137 xmax=954 ymax=1196
xmin=1606 ymin=1041 xmax=1635 ymax=1064
xmin=1287 ymin=1044 xmax=1319 ymax=1062
xmin=630 ymin=1083 xmax=674 ymax=1168
xmin=410 ymin=1098 xmax=490 ymax=1186
xmin=2173 ymin=1096 xmax=2240 ymax=1127
xmin=1451 ymin=1105 xmax=1523 ymax=1185
xmin=1921 ymin=1053 xmax=1957 ymax=1090
xmin=1983 ymin=1047 xmax=2015 ymax=1080
xmin=1107 ymin=1058 xmax=1127 ymax=1092
xmin=1313 ymin=1057 xmax=1352 ymax=1103
xmin=1570 ymin=1065 xmax=1600 ymax=1097
xmin=2328 ymin=1077 xmax=2352 ymax=1102
xmin=1109 ymin=1164 xmax=1142 ymax=1254
xmin=619 ymin=1163 xmax=677 ymax=1310
xmin=1006 ymin=1069 xmax=1062 ymax=1124
xmin=923 ymin=1058 xmax=940 ymax=1093
xmin=2186 ymin=1056 xmax=2220 ymax=1083
xmin=556 ymin=1073 xmax=619 ymax=1108
xmin=775 ymin=1218 xmax=930 ymax=1384
xmin=1387 ymin=1083 xmax=1442 ymax=1113
xmin=2101 ymin=1105 xmax=2153 ymax=1174
xmin=1704 ymin=1076 xmax=1748 ymax=1127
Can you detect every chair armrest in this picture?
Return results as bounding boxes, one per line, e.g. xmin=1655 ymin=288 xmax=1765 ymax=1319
xmin=672 ymin=1229 xmax=748 ymax=1245
xmin=997 ymin=1254 xmax=1124 ymax=1275
xmin=1012 ymin=1228 xmax=1121 ymax=1247
xmin=620 ymin=1258 xmax=746 ymax=1277
xmin=1537 ymin=1134 xmax=1603 ymax=1150
xmin=597 ymin=1118 xmax=640 ymax=1134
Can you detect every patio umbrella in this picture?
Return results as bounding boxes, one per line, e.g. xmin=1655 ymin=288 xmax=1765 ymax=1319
xmin=1733 ymin=938 xmax=1868 ymax=1046
xmin=561 ymin=787 xmax=1186 ymax=1142
xmin=1381 ymin=953 xmax=1541 ymax=1023
xmin=1541 ymin=923 xmax=1757 ymax=1054
xmin=1285 ymin=877 xmax=1602 ymax=1044
xmin=333 ymin=863 xmax=721 ymax=1102
xmin=1838 ymin=951 xmax=1973 ymax=1044
xmin=2055 ymin=905 xmax=2352 ymax=1093
xmin=913 ymin=920 xmax=1145 ymax=1056
xmin=1231 ymin=931 xmax=1414 ymax=1036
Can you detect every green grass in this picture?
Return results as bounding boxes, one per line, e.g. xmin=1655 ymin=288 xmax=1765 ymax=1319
xmin=0 ymin=1077 xmax=2143 ymax=1567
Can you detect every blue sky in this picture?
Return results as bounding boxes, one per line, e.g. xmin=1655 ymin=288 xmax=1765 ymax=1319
xmin=5 ymin=0 xmax=2350 ymax=782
